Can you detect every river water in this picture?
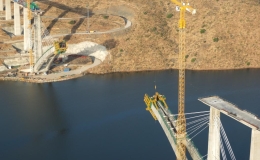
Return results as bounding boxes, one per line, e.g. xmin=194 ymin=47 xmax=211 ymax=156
xmin=0 ymin=69 xmax=260 ymax=160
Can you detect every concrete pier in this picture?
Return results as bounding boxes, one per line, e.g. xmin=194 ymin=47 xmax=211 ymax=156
xmin=207 ymin=107 xmax=220 ymax=160
xmin=250 ymin=129 xmax=260 ymax=160
xmin=23 ymin=7 xmax=30 ymax=51
xmin=0 ymin=0 xmax=3 ymax=11
xmin=200 ymin=96 xmax=260 ymax=160
xmin=34 ymin=14 xmax=42 ymax=62
xmin=199 ymin=96 xmax=260 ymax=130
xmin=14 ymin=2 xmax=21 ymax=35
xmin=5 ymin=0 xmax=11 ymax=20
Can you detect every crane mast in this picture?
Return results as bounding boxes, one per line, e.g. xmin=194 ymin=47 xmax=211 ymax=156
xmin=170 ymin=0 xmax=196 ymax=159
xmin=177 ymin=7 xmax=186 ymax=160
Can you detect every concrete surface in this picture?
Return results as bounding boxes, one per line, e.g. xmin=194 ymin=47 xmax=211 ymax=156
xmin=23 ymin=7 xmax=30 ymax=51
xmin=151 ymin=104 xmax=182 ymax=159
xmin=207 ymin=107 xmax=220 ymax=160
xmin=64 ymin=41 xmax=108 ymax=62
xmin=14 ymin=3 xmax=21 ymax=35
xmin=34 ymin=14 xmax=42 ymax=62
xmin=51 ymin=16 xmax=131 ymax=38
xmin=1 ymin=26 xmax=23 ymax=37
xmin=12 ymin=42 xmax=24 ymax=53
xmin=0 ymin=65 xmax=8 ymax=71
xmin=250 ymin=129 xmax=260 ymax=160
xmin=35 ymin=58 xmax=101 ymax=79
xmin=0 ymin=0 xmax=3 ymax=11
xmin=5 ymin=0 xmax=11 ymax=20
xmin=4 ymin=57 xmax=29 ymax=66
xmin=199 ymin=96 xmax=260 ymax=130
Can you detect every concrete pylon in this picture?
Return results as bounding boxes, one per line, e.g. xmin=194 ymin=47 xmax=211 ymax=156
xmin=5 ymin=0 xmax=11 ymax=20
xmin=0 ymin=0 xmax=3 ymax=11
xmin=23 ymin=7 xmax=30 ymax=51
xmin=207 ymin=107 xmax=220 ymax=160
xmin=14 ymin=3 xmax=21 ymax=35
xmin=250 ymin=129 xmax=260 ymax=160
xmin=34 ymin=14 xmax=42 ymax=62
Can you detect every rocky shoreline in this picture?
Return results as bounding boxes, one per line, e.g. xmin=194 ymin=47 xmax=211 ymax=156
xmin=1 ymin=66 xmax=259 ymax=84
xmin=0 ymin=73 xmax=84 ymax=83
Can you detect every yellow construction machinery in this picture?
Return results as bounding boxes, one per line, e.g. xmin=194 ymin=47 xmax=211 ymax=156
xmin=170 ymin=0 xmax=196 ymax=160
xmin=54 ymin=41 xmax=68 ymax=54
xmin=144 ymin=92 xmax=169 ymax=120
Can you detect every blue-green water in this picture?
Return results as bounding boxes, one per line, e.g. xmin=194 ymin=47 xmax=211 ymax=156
xmin=0 ymin=69 xmax=259 ymax=160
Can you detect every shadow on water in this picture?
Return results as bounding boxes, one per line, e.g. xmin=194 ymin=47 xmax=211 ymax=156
xmin=0 ymin=83 xmax=69 ymax=154
xmin=33 ymin=83 xmax=69 ymax=138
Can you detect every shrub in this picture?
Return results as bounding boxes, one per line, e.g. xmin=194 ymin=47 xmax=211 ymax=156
xmin=143 ymin=11 xmax=147 ymax=15
xmin=200 ymin=29 xmax=206 ymax=34
xmin=69 ymin=20 xmax=76 ymax=24
xmin=103 ymin=15 xmax=109 ymax=19
xmin=247 ymin=62 xmax=250 ymax=66
xmin=152 ymin=27 xmax=157 ymax=32
xmin=213 ymin=37 xmax=219 ymax=42
xmin=191 ymin=58 xmax=196 ymax=62
xmin=120 ymin=49 xmax=123 ymax=52
xmin=185 ymin=55 xmax=189 ymax=59
xmin=167 ymin=13 xmax=173 ymax=18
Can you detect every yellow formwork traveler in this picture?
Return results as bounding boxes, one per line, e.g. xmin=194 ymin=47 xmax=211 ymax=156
xmin=54 ymin=41 xmax=68 ymax=54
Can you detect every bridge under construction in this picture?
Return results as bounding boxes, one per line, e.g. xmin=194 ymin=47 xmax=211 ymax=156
xmin=1 ymin=0 xmax=68 ymax=73
xmin=144 ymin=0 xmax=260 ymax=159
xmin=144 ymin=93 xmax=260 ymax=160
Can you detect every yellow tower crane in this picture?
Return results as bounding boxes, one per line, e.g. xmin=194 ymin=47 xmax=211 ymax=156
xmin=27 ymin=0 xmax=34 ymax=72
xmin=169 ymin=0 xmax=196 ymax=159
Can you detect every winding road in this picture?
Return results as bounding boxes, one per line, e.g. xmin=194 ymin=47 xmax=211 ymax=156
xmin=35 ymin=59 xmax=101 ymax=80
xmin=1 ymin=5 xmax=133 ymax=80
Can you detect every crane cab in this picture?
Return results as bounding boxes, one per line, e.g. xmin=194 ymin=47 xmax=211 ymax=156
xmin=54 ymin=41 xmax=67 ymax=54
xmin=30 ymin=2 xmax=40 ymax=11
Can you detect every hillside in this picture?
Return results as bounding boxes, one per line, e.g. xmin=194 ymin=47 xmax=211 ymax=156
xmin=80 ymin=0 xmax=260 ymax=73
xmin=2 ymin=0 xmax=260 ymax=74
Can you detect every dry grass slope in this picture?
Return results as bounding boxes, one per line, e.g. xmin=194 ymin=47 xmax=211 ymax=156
xmin=1 ymin=0 xmax=260 ymax=74
xmin=87 ymin=0 xmax=260 ymax=73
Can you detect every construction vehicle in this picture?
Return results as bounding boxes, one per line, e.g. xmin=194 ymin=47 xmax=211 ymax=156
xmin=54 ymin=41 xmax=68 ymax=54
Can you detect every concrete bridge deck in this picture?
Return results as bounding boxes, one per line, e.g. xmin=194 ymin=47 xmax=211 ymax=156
xmin=199 ymin=96 xmax=260 ymax=130
xmin=144 ymin=93 xmax=203 ymax=160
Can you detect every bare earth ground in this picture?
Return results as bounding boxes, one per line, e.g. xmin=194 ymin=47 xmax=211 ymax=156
xmin=1 ymin=0 xmax=260 ymax=75
xmin=81 ymin=0 xmax=260 ymax=73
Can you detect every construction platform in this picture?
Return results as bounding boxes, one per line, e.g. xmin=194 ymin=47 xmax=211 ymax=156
xmin=199 ymin=96 xmax=260 ymax=130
